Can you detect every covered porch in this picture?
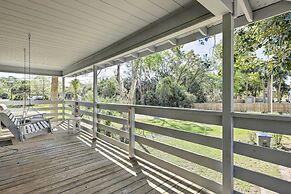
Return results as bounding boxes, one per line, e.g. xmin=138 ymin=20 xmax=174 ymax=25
xmin=0 ymin=0 xmax=291 ymax=194
xmin=1 ymin=126 xmax=206 ymax=194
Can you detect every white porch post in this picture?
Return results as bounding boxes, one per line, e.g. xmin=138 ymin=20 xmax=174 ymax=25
xmin=222 ymin=12 xmax=234 ymax=194
xmin=62 ymin=76 xmax=65 ymax=121
xmin=92 ymin=65 xmax=98 ymax=140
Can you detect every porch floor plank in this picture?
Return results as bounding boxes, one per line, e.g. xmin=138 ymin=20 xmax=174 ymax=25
xmin=0 ymin=122 xmax=207 ymax=194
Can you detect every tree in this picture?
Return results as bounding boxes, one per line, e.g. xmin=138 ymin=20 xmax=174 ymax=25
xmin=98 ymin=77 xmax=119 ymax=99
xmin=31 ymin=76 xmax=50 ymax=99
xmin=70 ymin=79 xmax=81 ymax=101
xmin=213 ymin=12 xmax=290 ymax=103
xmin=156 ymin=76 xmax=196 ymax=107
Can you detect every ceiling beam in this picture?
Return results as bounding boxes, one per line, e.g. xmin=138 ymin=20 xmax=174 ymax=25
xmin=238 ymin=0 xmax=253 ymax=22
xmin=115 ymin=58 xmax=125 ymax=63
xmin=0 ymin=64 xmax=62 ymax=76
xmin=108 ymin=61 xmax=115 ymax=66
xmin=130 ymin=53 xmax=139 ymax=59
xmin=146 ymin=46 xmax=156 ymax=53
xmin=196 ymin=0 xmax=233 ymax=15
xmin=98 ymin=64 xmax=107 ymax=69
xmin=198 ymin=27 xmax=208 ymax=36
xmin=62 ymin=1 xmax=212 ymax=75
xmin=168 ymin=38 xmax=177 ymax=46
xmin=208 ymin=1 xmax=291 ymax=36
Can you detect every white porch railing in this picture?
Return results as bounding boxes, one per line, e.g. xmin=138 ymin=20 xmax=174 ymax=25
xmin=64 ymin=100 xmax=291 ymax=194
xmin=2 ymin=100 xmax=290 ymax=192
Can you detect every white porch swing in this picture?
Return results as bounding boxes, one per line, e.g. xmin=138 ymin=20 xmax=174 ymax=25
xmin=0 ymin=34 xmax=53 ymax=141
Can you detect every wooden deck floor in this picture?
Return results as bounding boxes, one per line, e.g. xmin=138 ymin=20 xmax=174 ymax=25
xmin=0 ymin=122 xmax=208 ymax=194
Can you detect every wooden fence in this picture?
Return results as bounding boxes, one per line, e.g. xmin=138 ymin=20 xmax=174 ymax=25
xmin=192 ymin=103 xmax=291 ymax=113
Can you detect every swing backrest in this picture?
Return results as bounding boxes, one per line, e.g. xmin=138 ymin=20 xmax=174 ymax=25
xmin=0 ymin=110 xmax=22 ymax=140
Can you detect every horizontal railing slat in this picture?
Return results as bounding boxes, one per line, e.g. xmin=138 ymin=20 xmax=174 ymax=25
xmin=81 ymin=118 xmax=129 ymax=139
xmin=34 ymin=107 xmax=61 ymax=111
xmin=135 ymin=135 xmax=222 ymax=172
xmin=78 ymin=101 xmax=94 ymax=107
xmin=135 ymin=121 xmax=222 ymax=149
xmin=97 ymin=113 xmax=127 ymax=125
xmin=64 ymin=113 xmax=72 ymax=117
xmin=98 ymin=103 xmax=130 ymax=112
xmin=135 ymin=149 xmax=222 ymax=194
xmin=98 ymin=123 xmax=129 ymax=138
xmin=1 ymin=100 xmax=61 ymax=106
xmin=81 ymin=118 xmax=93 ymax=126
xmin=79 ymin=110 xmax=95 ymax=117
xmin=135 ymin=106 xmax=222 ymax=125
xmin=65 ymin=100 xmax=75 ymax=105
xmin=31 ymin=100 xmax=61 ymax=105
xmin=97 ymin=132 xmax=129 ymax=151
xmin=65 ymin=107 xmax=74 ymax=112
xmin=45 ymin=113 xmax=61 ymax=117
xmin=233 ymin=112 xmax=291 ymax=135
xmin=234 ymin=166 xmax=291 ymax=194
xmin=234 ymin=141 xmax=291 ymax=168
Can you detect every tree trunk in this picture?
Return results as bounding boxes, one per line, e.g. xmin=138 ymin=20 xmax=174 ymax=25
xmin=117 ymin=63 xmax=139 ymax=143
xmin=277 ymin=79 xmax=282 ymax=102
xmin=116 ymin=64 xmax=127 ymax=102
xmin=245 ymin=80 xmax=249 ymax=96
xmin=51 ymin=76 xmax=58 ymax=121
xmin=267 ymin=76 xmax=273 ymax=113
xmin=116 ymin=65 xmax=121 ymax=84
xmin=128 ymin=66 xmax=139 ymax=104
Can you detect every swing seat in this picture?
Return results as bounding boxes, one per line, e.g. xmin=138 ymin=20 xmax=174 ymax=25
xmin=0 ymin=109 xmax=52 ymax=141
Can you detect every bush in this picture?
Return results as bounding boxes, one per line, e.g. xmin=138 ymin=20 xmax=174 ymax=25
xmin=13 ymin=94 xmax=24 ymax=100
xmin=156 ymin=77 xmax=196 ymax=108
xmin=0 ymin=93 xmax=9 ymax=99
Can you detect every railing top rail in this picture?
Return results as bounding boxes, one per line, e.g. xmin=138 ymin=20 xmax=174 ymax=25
xmin=65 ymin=101 xmax=291 ymax=122
xmin=96 ymin=102 xmax=223 ymax=115
xmin=1 ymin=100 xmax=61 ymax=105
xmin=233 ymin=112 xmax=291 ymax=121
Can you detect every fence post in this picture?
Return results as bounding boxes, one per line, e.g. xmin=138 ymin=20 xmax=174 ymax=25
xmin=222 ymin=12 xmax=234 ymax=194
xmin=128 ymin=107 xmax=135 ymax=159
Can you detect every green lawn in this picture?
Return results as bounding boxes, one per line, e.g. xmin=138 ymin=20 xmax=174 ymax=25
xmin=135 ymin=117 xmax=288 ymax=193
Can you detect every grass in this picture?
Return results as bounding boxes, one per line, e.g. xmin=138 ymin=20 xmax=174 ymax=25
xmin=135 ymin=117 xmax=287 ymax=193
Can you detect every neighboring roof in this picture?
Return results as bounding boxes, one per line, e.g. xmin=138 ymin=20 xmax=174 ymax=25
xmin=0 ymin=0 xmax=290 ymax=76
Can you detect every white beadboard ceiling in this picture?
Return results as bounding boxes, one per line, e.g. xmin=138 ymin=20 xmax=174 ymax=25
xmin=0 ymin=0 xmax=288 ymax=76
xmin=0 ymin=0 xmax=191 ymax=72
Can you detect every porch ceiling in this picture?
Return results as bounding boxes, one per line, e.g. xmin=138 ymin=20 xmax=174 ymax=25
xmin=0 ymin=0 xmax=194 ymax=75
xmin=0 ymin=0 xmax=289 ymax=76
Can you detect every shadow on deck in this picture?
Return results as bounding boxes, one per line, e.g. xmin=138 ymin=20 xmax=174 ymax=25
xmin=0 ymin=122 xmax=209 ymax=194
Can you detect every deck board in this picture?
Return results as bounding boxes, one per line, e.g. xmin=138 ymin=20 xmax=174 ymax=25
xmin=0 ymin=122 xmax=207 ymax=194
